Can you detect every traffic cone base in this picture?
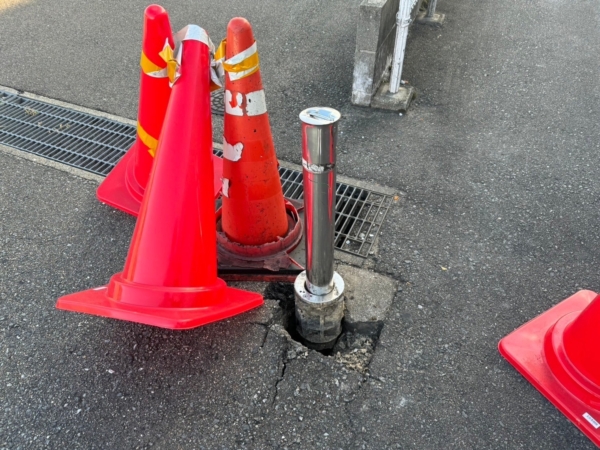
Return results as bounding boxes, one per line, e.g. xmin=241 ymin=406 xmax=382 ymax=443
xmin=499 ymin=290 xmax=600 ymax=447
xmin=96 ymin=146 xmax=140 ymax=215
xmin=97 ymin=148 xmax=223 ymax=217
xmin=56 ymin=280 xmax=262 ymax=330
xmin=216 ymin=199 xmax=303 ymax=271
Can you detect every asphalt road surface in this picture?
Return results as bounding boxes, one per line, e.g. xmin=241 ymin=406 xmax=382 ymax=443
xmin=1 ymin=0 xmax=599 ymax=448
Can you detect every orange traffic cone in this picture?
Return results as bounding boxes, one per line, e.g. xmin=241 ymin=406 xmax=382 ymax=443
xmin=217 ymin=18 xmax=302 ymax=271
xmin=97 ymin=5 xmax=222 ymax=216
xmin=96 ymin=5 xmax=173 ymax=216
xmin=499 ymin=290 xmax=600 ymax=446
xmin=57 ymin=25 xmax=263 ymax=329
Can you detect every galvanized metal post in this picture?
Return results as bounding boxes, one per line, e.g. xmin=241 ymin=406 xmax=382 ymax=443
xmin=416 ymin=0 xmax=445 ymax=26
xmin=294 ymin=107 xmax=345 ymax=347
xmin=389 ymin=0 xmax=416 ymax=94
xmin=426 ymin=0 xmax=438 ymax=18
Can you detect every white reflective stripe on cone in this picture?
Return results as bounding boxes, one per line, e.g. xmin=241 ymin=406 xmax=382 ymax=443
xmin=225 ymin=90 xmax=267 ymax=116
xmin=246 ymin=90 xmax=267 ymax=116
xmin=222 ymin=138 xmax=243 ymax=161
xmin=222 ymin=178 xmax=230 ymax=197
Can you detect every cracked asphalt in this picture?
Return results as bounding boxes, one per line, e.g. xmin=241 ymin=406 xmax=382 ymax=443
xmin=1 ymin=0 xmax=600 ymax=448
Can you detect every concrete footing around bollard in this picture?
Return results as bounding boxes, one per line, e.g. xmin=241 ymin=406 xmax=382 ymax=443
xmin=293 ymin=264 xmax=399 ymax=351
xmin=371 ymin=81 xmax=416 ymax=112
xmin=294 ymin=271 xmax=345 ymax=350
xmin=337 ymin=264 xmax=398 ymax=335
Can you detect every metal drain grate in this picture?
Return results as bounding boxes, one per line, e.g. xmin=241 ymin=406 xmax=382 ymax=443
xmin=278 ymin=167 xmax=392 ymax=257
xmin=0 ymin=89 xmax=391 ymax=257
xmin=0 ymin=91 xmax=136 ymax=176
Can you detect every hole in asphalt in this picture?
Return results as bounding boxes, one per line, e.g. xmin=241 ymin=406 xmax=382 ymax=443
xmin=265 ymin=282 xmax=383 ymax=373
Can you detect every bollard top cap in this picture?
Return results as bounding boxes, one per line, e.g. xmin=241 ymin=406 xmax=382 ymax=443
xmin=299 ymin=107 xmax=341 ymax=126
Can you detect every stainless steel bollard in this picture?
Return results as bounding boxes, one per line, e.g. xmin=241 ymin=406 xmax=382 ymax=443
xmin=294 ymin=107 xmax=345 ymax=347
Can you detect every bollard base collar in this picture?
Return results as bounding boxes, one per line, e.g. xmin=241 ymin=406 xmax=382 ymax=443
xmin=294 ymin=271 xmax=345 ymax=345
xmin=294 ymin=271 xmax=344 ymax=305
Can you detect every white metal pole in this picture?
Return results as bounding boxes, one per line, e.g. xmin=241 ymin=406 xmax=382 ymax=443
xmin=427 ymin=0 xmax=438 ymax=18
xmin=389 ymin=0 xmax=414 ymax=93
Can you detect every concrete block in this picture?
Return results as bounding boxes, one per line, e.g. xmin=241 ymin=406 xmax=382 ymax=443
xmin=352 ymin=0 xmax=423 ymax=108
xmin=337 ymin=264 xmax=398 ymax=334
xmin=352 ymin=51 xmax=377 ymax=106
xmin=352 ymin=0 xmax=399 ymax=107
xmin=371 ymin=82 xmax=416 ymax=112
xmin=355 ymin=0 xmax=387 ymax=52
xmin=415 ymin=11 xmax=445 ymax=26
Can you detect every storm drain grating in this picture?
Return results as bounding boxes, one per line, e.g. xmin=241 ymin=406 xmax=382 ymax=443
xmin=278 ymin=167 xmax=392 ymax=257
xmin=0 ymin=90 xmax=136 ymax=175
xmin=0 ymin=89 xmax=391 ymax=257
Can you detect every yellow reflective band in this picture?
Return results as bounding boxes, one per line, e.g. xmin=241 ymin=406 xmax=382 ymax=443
xmin=217 ymin=40 xmax=260 ymax=80
xmin=233 ymin=63 xmax=259 ymax=80
xmin=214 ymin=39 xmax=226 ymax=62
xmin=140 ymin=51 xmax=165 ymax=75
xmin=137 ymin=122 xmax=159 ymax=157
xmin=223 ymin=53 xmax=259 ymax=73
xmin=158 ymin=44 xmax=178 ymax=84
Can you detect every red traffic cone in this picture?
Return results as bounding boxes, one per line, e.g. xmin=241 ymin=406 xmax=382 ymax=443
xmin=216 ymin=18 xmax=302 ymax=271
xmin=57 ymin=25 xmax=263 ymax=329
xmin=499 ymin=290 xmax=600 ymax=446
xmin=220 ymin=18 xmax=290 ymax=245
xmin=96 ymin=5 xmax=222 ymax=216
xmin=96 ymin=5 xmax=173 ymax=215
